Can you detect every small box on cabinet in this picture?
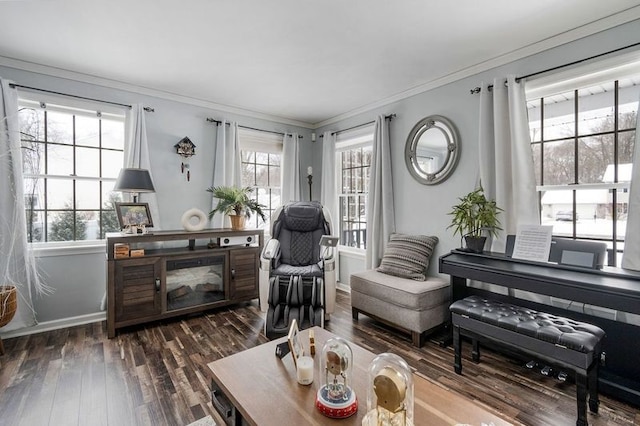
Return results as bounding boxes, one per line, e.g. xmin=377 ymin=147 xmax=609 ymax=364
xmin=130 ymin=249 xmax=145 ymax=257
xmin=114 ymin=243 xmax=130 ymax=259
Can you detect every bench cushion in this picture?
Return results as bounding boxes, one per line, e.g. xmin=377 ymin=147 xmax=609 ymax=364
xmin=450 ymin=296 xmax=605 ymax=354
xmin=351 ymin=270 xmax=449 ymax=311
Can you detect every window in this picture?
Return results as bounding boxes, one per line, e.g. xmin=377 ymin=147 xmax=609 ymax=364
xmin=526 ymin=57 xmax=640 ymax=266
xmin=238 ymin=128 xmax=282 ymax=232
xmin=19 ymin=96 xmax=125 ymax=243
xmin=336 ymin=126 xmax=374 ymax=249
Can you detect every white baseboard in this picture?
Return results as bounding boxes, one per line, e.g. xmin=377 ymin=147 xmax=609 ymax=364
xmin=1 ymin=287 xmax=350 ymax=339
xmin=0 ymin=312 xmax=106 ymax=339
xmin=336 ymin=282 xmax=351 ymax=293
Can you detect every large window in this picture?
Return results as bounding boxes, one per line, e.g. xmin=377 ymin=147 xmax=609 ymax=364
xmin=239 ymin=128 xmax=282 ymax=231
xmin=527 ymin=62 xmax=640 ymax=266
xmin=19 ymin=97 xmax=125 ymax=243
xmin=336 ymin=126 xmax=374 ymax=249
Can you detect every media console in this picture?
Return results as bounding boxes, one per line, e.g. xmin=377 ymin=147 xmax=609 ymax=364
xmin=106 ymin=228 xmax=263 ymax=338
xmin=440 ymin=249 xmax=640 ymax=407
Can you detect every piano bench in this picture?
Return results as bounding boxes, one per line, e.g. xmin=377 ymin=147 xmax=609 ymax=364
xmin=450 ymin=295 xmax=605 ymax=426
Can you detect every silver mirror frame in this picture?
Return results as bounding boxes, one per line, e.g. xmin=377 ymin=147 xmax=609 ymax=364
xmin=405 ymin=115 xmax=459 ymax=185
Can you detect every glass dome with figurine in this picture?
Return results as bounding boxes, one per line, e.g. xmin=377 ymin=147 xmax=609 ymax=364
xmin=315 ymin=337 xmax=358 ymax=418
xmin=362 ymin=353 xmax=414 ymax=426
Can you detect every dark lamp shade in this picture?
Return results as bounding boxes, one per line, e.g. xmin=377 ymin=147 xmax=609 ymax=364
xmin=113 ymin=168 xmax=156 ymax=193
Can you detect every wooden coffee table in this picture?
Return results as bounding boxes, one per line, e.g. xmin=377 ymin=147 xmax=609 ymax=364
xmin=208 ymin=327 xmax=513 ymax=425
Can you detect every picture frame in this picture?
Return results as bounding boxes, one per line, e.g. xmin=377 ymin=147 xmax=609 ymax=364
xmin=287 ymin=319 xmax=303 ymax=368
xmin=115 ymin=202 xmax=154 ymax=230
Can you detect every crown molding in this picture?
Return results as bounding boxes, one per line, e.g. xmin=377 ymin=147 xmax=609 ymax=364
xmin=313 ymin=6 xmax=640 ymax=129
xmin=0 ymin=55 xmax=314 ymax=129
xmin=3 ymin=4 xmax=639 ymax=131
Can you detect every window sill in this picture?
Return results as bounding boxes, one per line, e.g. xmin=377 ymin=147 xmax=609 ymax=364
xmin=338 ymin=245 xmax=365 ymax=259
xmin=30 ymin=240 xmax=106 ymax=258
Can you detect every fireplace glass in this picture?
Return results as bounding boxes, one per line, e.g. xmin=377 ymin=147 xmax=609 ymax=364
xmin=166 ymin=255 xmax=225 ymax=311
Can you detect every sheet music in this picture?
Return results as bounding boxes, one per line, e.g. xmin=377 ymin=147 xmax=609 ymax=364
xmin=512 ymin=225 xmax=553 ymax=262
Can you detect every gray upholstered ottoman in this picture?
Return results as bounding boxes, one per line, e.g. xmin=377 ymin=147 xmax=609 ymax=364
xmin=350 ymin=269 xmax=450 ymax=347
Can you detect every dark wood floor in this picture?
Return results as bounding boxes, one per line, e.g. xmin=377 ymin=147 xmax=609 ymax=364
xmin=1 ymin=291 xmax=638 ymax=426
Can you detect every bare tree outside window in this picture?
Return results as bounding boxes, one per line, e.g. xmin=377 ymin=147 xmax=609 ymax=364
xmin=528 ymin=79 xmax=639 ymax=266
xmin=18 ymin=99 xmax=125 ymax=243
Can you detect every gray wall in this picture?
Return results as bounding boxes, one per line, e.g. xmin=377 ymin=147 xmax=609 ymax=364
xmin=320 ymin=19 xmax=640 ymax=282
xmin=3 ymin=17 xmax=640 ymax=328
xmin=0 ymin=64 xmax=312 ymax=325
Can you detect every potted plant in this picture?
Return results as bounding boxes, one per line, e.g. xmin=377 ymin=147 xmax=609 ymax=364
xmin=207 ymin=186 xmax=267 ymax=230
xmin=447 ymin=187 xmax=502 ymax=253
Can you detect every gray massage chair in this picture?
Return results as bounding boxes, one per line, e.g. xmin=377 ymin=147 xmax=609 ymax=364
xmin=259 ymin=201 xmax=336 ymax=339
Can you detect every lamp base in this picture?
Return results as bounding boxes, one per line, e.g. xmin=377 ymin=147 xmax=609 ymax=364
xmin=315 ymin=386 xmax=358 ymax=418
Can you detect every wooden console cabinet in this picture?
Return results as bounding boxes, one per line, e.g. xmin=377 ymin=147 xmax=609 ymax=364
xmin=106 ymin=228 xmax=263 ymax=338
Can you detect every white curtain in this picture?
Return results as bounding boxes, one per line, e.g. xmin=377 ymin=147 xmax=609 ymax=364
xmin=621 ymin=93 xmax=640 ymax=271
xmin=320 ymin=131 xmax=337 ymax=229
xmin=0 ymin=78 xmax=46 ymax=331
xmin=211 ymin=120 xmax=241 ymax=228
xmin=365 ymin=115 xmax=396 ymax=269
xmin=281 ymin=132 xmax=301 ymax=204
xmin=478 ymin=75 xmax=539 ymax=252
xmin=124 ymin=104 xmax=161 ymax=228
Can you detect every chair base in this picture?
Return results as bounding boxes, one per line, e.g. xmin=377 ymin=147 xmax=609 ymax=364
xmin=265 ymin=275 xmax=325 ymax=340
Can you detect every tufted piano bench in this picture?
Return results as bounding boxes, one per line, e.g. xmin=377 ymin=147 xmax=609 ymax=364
xmin=450 ymin=295 xmax=605 ymax=426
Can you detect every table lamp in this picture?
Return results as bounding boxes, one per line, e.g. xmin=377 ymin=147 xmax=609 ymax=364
xmin=113 ymin=168 xmax=155 ymax=203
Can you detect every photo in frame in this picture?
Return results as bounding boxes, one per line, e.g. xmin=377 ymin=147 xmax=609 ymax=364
xmin=115 ymin=202 xmax=154 ymax=230
xmin=287 ymin=319 xmax=303 ymax=368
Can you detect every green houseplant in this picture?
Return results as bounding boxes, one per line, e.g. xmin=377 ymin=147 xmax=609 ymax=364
xmin=207 ymin=186 xmax=266 ymax=230
xmin=447 ymin=186 xmax=502 ymax=253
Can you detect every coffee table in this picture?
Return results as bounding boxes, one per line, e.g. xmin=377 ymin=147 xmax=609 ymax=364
xmin=208 ymin=327 xmax=513 ymax=425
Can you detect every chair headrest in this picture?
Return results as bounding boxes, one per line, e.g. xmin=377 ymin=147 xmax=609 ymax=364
xmin=282 ymin=201 xmax=324 ymax=232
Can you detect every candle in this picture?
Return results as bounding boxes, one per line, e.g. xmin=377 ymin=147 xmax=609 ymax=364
xmin=307 ymin=166 xmax=313 ymax=176
xmin=297 ymin=356 xmax=314 ymax=385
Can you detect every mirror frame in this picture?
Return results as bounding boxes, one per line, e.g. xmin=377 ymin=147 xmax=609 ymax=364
xmin=405 ymin=115 xmax=459 ymax=185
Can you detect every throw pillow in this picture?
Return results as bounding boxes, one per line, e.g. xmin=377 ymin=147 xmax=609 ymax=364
xmin=376 ymin=233 xmax=438 ymax=281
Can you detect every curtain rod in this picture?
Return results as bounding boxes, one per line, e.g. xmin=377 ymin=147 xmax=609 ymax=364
xmin=469 ymin=40 xmax=640 ymax=94
xmin=9 ymin=83 xmax=155 ymax=111
xmin=319 ymin=113 xmax=396 ymax=138
xmin=205 ymin=117 xmax=303 ymax=138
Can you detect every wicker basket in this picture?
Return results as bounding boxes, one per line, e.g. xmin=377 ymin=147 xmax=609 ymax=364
xmin=0 ymin=286 xmax=18 ymax=328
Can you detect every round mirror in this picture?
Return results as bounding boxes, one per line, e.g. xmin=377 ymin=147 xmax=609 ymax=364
xmin=405 ymin=115 xmax=459 ymax=185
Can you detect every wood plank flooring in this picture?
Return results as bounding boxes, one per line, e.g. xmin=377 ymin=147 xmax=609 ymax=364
xmin=0 ymin=291 xmax=638 ymax=426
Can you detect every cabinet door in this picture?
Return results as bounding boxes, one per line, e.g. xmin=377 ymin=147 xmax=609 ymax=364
xmin=114 ymin=257 xmax=162 ymax=322
xmin=229 ymin=248 xmax=259 ymax=300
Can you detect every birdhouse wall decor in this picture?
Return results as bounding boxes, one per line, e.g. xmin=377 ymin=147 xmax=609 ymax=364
xmin=175 ymin=136 xmax=196 ymax=181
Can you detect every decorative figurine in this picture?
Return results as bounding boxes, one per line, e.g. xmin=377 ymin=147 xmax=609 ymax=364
xmin=362 ymin=353 xmax=414 ymax=426
xmin=316 ymin=337 xmax=358 ymax=418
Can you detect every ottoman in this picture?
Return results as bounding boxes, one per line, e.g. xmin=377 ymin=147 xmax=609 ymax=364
xmin=350 ymin=269 xmax=450 ymax=347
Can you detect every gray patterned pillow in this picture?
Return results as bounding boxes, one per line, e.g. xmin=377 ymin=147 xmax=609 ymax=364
xmin=376 ymin=233 xmax=438 ymax=281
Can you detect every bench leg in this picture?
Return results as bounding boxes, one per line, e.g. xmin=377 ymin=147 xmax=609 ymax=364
xmin=351 ymin=308 xmax=358 ymax=320
xmin=411 ymin=331 xmax=424 ymax=348
xmin=576 ymin=371 xmax=589 ymax=426
xmin=453 ymin=325 xmax=462 ymax=374
xmin=588 ymin=362 xmax=599 ymax=414
xmin=472 ymin=338 xmax=480 ymax=362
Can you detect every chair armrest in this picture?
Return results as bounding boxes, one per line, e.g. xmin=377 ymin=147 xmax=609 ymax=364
xmin=320 ymin=246 xmax=335 ymax=262
xmin=261 ymin=239 xmax=280 ymax=260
